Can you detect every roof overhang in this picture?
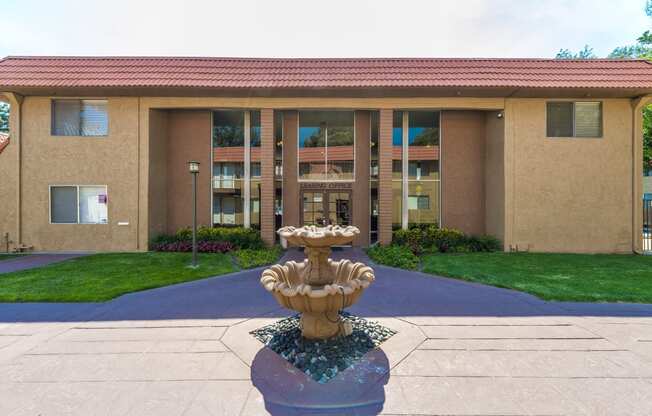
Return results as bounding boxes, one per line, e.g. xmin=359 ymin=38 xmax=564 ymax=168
xmin=1 ymin=85 xmax=651 ymax=99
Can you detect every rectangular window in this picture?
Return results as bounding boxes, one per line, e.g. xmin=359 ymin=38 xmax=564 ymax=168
xmin=547 ymin=101 xmax=602 ymax=138
xmin=212 ymin=109 xmax=261 ymax=228
xmin=298 ymin=111 xmax=354 ymax=181
xmin=52 ymin=99 xmax=108 ymax=136
xmin=50 ymin=185 xmax=108 ymax=224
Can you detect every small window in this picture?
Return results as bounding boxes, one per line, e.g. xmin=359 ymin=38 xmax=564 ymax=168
xmin=547 ymin=101 xmax=602 ymax=138
xmin=52 ymin=99 xmax=108 ymax=136
xmin=50 ymin=185 xmax=108 ymax=224
xmin=408 ymin=195 xmax=430 ymax=210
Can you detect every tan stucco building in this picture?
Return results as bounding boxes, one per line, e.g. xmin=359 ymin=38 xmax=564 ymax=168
xmin=1 ymin=56 xmax=651 ymax=253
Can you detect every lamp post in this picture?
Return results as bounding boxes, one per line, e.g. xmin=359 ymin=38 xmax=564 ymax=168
xmin=188 ymin=161 xmax=200 ymax=267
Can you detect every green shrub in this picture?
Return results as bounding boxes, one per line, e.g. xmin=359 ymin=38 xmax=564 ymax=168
xmin=234 ymin=246 xmax=283 ymax=269
xmin=465 ymin=235 xmax=502 ymax=252
xmin=392 ymin=228 xmax=424 ymax=253
xmin=367 ymin=245 xmax=419 ymax=270
xmin=428 ymin=228 xmax=466 ymax=253
xmin=392 ymin=224 xmax=500 ymax=254
xmin=152 ymin=226 xmax=265 ymax=250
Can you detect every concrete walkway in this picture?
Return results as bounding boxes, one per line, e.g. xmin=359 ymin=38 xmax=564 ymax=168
xmin=0 ymin=249 xmax=650 ymax=415
xmin=0 ymin=253 xmax=87 ymax=274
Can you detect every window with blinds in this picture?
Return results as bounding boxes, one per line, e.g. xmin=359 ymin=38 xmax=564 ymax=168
xmin=50 ymin=185 xmax=108 ymax=224
xmin=546 ymin=101 xmax=602 ymax=138
xmin=52 ymin=99 xmax=108 ymax=136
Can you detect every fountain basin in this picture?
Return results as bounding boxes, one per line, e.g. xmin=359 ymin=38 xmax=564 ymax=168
xmin=261 ymin=225 xmax=375 ymax=340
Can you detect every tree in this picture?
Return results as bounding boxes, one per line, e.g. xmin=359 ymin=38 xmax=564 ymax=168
xmin=0 ymin=102 xmax=8 ymax=132
xmin=556 ymin=1 xmax=652 ymax=169
xmin=555 ymin=45 xmax=596 ymax=59
xmin=607 ymin=1 xmax=652 ymax=168
xmin=644 ymin=108 xmax=652 ymax=171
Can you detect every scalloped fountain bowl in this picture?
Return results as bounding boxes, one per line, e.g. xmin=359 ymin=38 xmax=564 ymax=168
xmin=260 ymin=225 xmax=375 ymax=340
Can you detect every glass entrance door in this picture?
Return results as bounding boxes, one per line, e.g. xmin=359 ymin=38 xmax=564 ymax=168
xmin=302 ymin=192 xmax=326 ymax=226
xmin=328 ymin=192 xmax=351 ymax=226
xmin=302 ymin=191 xmax=351 ymax=227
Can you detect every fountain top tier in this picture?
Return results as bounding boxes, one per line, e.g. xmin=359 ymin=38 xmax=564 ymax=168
xmin=277 ymin=225 xmax=360 ymax=248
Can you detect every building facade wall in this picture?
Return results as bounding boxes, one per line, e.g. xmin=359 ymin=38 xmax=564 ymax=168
xmin=20 ymin=96 xmax=141 ymax=251
xmin=0 ymin=94 xmax=642 ymax=253
xmin=485 ymin=111 xmax=505 ymax=243
xmin=165 ymin=110 xmax=212 ymax=234
xmin=148 ymin=109 xmax=168 ymax=239
xmin=441 ymin=110 xmax=486 ymax=235
xmin=352 ymin=110 xmax=371 ymax=246
xmin=504 ymin=98 xmax=634 ymax=253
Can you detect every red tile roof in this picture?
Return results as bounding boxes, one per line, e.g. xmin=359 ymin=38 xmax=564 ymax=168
xmin=1 ymin=56 xmax=652 ymax=90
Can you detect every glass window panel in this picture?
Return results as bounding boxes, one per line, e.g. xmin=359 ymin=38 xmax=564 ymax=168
xmin=299 ymin=111 xmax=327 ymax=180
xmin=51 ymin=186 xmax=78 ymax=224
xmin=79 ymin=186 xmax=108 ymax=224
xmin=274 ymin=111 xmax=283 ymax=178
xmin=408 ymin=111 xmax=439 ymax=146
xmin=370 ymin=111 xmax=379 ymax=179
xmin=392 ymin=180 xmax=402 ymax=229
xmin=408 ymin=160 xmax=439 ymax=180
xmin=408 ymin=111 xmax=439 ymax=181
xmin=213 ymin=111 xmax=244 ymax=147
xmin=370 ymin=182 xmax=378 ymax=243
xmin=80 ymin=100 xmax=108 ymax=136
xmin=547 ymin=102 xmax=573 ymax=137
xmin=275 ymin=181 xmax=283 ymax=238
xmin=250 ymin=111 xmax=261 ymax=147
xmin=213 ymin=194 xmax=244 ymax=227
xmin=299 ymin=111 xmax=354 ymax=180
xmin=250 ymin=180 xmax=260 ymax=229
xmin=407 ymin=181 xmax=439 ymax=226
xmin=392 ymin=111 xmax=403 ymax=180
xmin=52 ymin=100 xmax=81 ymax=136
xmin=251 ymin=162 xmax=261 ymax=178
xmin=574 ymin=102 xmax=602 ymax=137
xmin=328 ymin=161 xmax=354 ymax=180
xmin=52 ymin=99 xmax=108 ymax=137
xmin=213 ymin=111 xmax=245 ymax=227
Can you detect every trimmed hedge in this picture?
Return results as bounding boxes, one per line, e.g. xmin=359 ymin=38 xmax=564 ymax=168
xmin=392 ymin=224 xmax=501 ymax=254
xmin=151 ymin=226 xmax=264 ymax=251
xmin=367 ymin=245 xmax=419 ymax=270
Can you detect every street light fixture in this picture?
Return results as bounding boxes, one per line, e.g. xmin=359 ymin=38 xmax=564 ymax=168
xmin=188 ymin=161 xmax=200 ymax=267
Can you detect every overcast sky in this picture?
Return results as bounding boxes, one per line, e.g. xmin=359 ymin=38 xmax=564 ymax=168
xmin=1 ymin=0 xmax=650 ymax=59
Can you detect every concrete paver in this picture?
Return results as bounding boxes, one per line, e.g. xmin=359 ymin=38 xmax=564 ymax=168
xmin=0 ymin=249 xmax=650 ymax=415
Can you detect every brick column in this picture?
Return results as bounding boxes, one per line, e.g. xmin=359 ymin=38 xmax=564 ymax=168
xmin=260 ymin=109 xmax=275 ymax=246
xmin=378 ymin=109 xmax=393 ymax=245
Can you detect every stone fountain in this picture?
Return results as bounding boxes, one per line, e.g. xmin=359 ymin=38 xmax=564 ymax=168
xmin=260 ymin=225 xmax=375 ymax=340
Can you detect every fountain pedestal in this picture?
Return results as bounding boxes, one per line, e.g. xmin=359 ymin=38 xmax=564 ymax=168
xmin=260 ymin=225 xmax=375 ymax=340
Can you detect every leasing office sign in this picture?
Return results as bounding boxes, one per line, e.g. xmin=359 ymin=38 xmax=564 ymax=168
xmin=0 ymin=133 xmax=8 ymax=155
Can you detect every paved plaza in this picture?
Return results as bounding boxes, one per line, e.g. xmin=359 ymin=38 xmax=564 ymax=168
xmin=0 ymin=250 xmax=651 ymax=415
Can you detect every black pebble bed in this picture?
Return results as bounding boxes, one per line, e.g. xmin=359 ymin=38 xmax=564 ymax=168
xmin=250 ymin=312 xmax=396 ymax=384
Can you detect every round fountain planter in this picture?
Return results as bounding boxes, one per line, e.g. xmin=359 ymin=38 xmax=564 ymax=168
xmin=260 ymin=225 xmax=375 ymax=340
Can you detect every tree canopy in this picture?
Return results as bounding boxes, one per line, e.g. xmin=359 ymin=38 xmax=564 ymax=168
xmin=555 ymin=45 xmax=596 ymax=59
xmin=556 ymin=1 xmax=652 ymax=169
xmin=0 ymin=103 xmax=9 ymax=132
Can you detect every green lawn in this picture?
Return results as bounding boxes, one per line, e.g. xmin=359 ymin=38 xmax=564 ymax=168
xmin=0 ymin=252 xmax=238 ymax=302
xmin=421 ymin=252 xmax=652 ymax=303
